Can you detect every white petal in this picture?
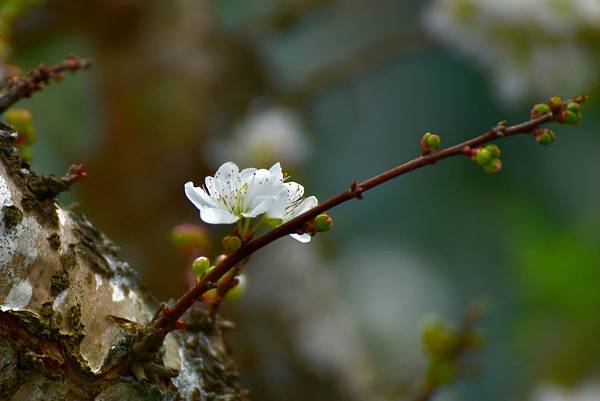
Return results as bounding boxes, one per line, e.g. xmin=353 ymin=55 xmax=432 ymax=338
xmin=199 ymin=206 xmax=239 ymax=224
xmin=240 ymin=168 xmax=257 ymax=183
xmin=242 ymin=195 xmax=277 ymax=218
xmin=185 ymin=182 xmax=217 ymax=209
xmin=290 ymin=233 xmax=311 ymax=243
xmin=214 ymin=161 xmax=240 ymax=181
xmin=269 ymin=162 xmax=283 ymax=181
xmin=265 ymin=187 xmax=289 ymax=219
xmin=284 ymin=181 xmax=304 ymax=202
xmin=287 ymin=196 xmax=318 ymax=220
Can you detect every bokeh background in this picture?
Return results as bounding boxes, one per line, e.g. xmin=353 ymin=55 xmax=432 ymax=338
xmin=1 ymin=1 xmax=599 ymax=400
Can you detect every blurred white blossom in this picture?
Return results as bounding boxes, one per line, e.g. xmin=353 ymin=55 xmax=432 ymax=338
xmin=423 ymin=0 xmax=600 ymax=102
xmin=531 ymin=381 xmax=600 ymax=401
xmin=207 ymin=107 xmax=309 ymax=168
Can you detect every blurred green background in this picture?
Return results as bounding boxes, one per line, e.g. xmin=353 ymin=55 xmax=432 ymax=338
xmin=2 ymin=1 xmax=599 ymax=400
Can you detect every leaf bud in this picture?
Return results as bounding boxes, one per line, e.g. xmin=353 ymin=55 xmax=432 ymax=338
xmin=482 ymin=158 xmax=502 ymax=173
xmin=222 ymin=235 xmax=242 ymax=252
xmin=314 ymin=213 xmax=333 ymax=232
xmin=191 ymin=256 xmax=210 ymax=279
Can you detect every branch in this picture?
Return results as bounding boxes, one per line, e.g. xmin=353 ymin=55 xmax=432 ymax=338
xmin=0 ymin=56 xmax=91 ymax=114
xmin=412 ymin=301 xmax=485 ymax=401
xmin=136 ymin=95 xmax=584 ymax=356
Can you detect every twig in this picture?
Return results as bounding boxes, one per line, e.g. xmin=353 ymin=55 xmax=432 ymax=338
xmin=137 ymin=97 xmax=580 ymax=356
xmin=0 ymin=56 xmax=92 ymax=114
xmin=412 ymin=301 xmax=485 ymax=401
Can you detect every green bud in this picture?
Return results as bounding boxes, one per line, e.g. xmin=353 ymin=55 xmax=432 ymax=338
xmin=475 ymin=148 xmax=493 ymax=167
xmin=532 ymin=103 xmax=551 ymax=114
xmin=549 ymin=96 xmax=563 ymax=110
xmin=225 ymin=274 xmax=247 ymax=301
xmin=535 ymin=129 xmax=556 ymax=145
xmin=484 ymin=144 xmax=501 ymax=159
xmin=314 ymin=213 xmax=333 ymax=232
xmin=420 ymin=315 xmax=456 ymax=357
xmin=214 ymin=254 xmax=227 ymax=265
xmin=566 ymin=102 xmax=581 ymax=113
xmin=425 ymin=133 xmax=441 ymax=150
xmin=201 ymin=288 xmax=218 ymax=303
xmin=482 ymin=158 xmax=502 ymax=173
xmin=192 ymin=256 xmax=210 ymax=278
xmin=222 ymin=235 xmax=242 ymax=252
xmin=564 ymin=110 xmax=581 ymax=125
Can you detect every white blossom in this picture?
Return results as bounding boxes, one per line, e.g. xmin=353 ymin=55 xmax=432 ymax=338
xmin=205 ymin=107 xmax=309 ymax=168
xmin=184 ymin=161 xmax=318 ymax=242
xmin=423 ymin=0 xmax=600 ymax=102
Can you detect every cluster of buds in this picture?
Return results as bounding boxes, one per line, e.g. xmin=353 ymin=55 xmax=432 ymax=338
xmin=4 ymin=108 xmax=36 ymax=159
xmin=531 ymin=95 xmax=586 ymax=126
xmin=421 ymin=132 xmax=441 ymax=155
xmin=533 ymin=127 xmax=556 ymax=145
xmin=470 ymin=144 xmax=502 ymax=174
xmin=420 ymin=314 xmax=485 ymax=387
xmin=191 ymin=255 xmax=247 ymax=303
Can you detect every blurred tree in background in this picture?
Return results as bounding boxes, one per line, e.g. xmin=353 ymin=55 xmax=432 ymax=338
xmin=1 ymin=0 xmax=599 ymax=400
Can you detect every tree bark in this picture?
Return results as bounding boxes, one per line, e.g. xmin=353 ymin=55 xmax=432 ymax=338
xmin=0 ymin=123 xmax=246 ymax=400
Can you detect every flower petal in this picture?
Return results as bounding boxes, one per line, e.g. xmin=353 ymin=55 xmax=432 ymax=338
xmin=242 ymin=195 xmax=277 ymax=218
xmin=185 ymin=182 xmax=218 ymax=209
xmin=199 ymin=206 xmax=239 ymax=224
xmin=269 ymin=162 xmax=283 ymax=181
xmin=284 ymin=181 xmax=304 ymax=203
xmin=214 ymin=161 xmax=240 ymax=181
xmin=290 ymin=233 xmax=312 ymax=243
xmin=285 ymin=196 xmax=318 ymax=221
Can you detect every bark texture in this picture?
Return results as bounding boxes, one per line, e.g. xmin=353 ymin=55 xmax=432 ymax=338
xmin=0 ymin=123 xmax=246 ymax=400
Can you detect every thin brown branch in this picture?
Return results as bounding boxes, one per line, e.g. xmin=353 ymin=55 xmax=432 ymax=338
xmin=133 ymin=98 xmax=579 ymax=357
xmin=0 ymin=56 xmax=91 ymax=114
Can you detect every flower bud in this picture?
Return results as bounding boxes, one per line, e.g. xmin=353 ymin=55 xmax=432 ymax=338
xmin=531 ymin=103 xmax=551 ymax=116
xmin=535 ymin=128 xmax=556 ymax=145
xmin=566 ymin=102 xmax=581 ymax=113
xmin=421 ymin=132 xmax=441 ymax=155
xmin=482 ymin=158 xmax=502 ymax=174
xmin=484 ymin=144 xmax=501 ymax=159
xmin=563 ymin=110 xmax=581 ymax=125
xmin=474 ymin=148 xmax=493 ymax=167
xmin=225 ymin=274 xmax=247 ymax=301
xmin=170 ymin=224 xmax=210 ymax=254
xmin=549 ymin=96 xmax=563 ymax=111
xmin=214 ymin=254 xmax=227 ymax=265
xmin=314 ymin=213 xmax=333 ymax=232
xmin=201 ymin=288 xmax=218 ymax=303
xmin=191 ymin=256 xmax=210 ymax=279
xmin=222 ymin=235 xmax=242 ymax=252
xmin=421 ymin=315 xmax=456 ymax=357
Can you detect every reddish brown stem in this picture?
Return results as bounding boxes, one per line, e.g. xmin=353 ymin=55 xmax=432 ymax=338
xmin=136 ymin=110 xmax=560 ymax=355
xmin=0 ymin=56 xmax=92 ymax=114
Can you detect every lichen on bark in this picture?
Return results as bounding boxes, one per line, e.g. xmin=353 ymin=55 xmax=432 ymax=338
xmin=0 ymin=124 xmax=246 ymax=400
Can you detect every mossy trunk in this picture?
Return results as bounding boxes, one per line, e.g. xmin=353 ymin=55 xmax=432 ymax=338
xmin=0 ymin=123 xmax=246 ymax=400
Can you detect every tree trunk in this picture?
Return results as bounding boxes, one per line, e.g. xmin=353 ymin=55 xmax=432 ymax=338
xmin=0 ymin=123 xmax=246 ymax=400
